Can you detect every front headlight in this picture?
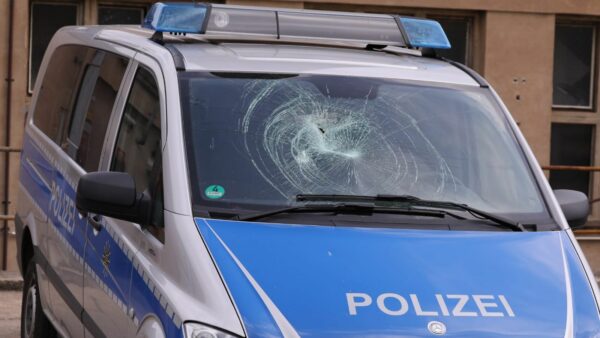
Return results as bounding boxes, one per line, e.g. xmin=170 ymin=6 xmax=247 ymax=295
xmin=184 ymin=322 xmax=238 ymax=338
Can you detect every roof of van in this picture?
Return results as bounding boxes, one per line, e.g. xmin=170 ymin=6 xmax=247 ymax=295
xmin=64 ymin=25 xmax=480 ymax=87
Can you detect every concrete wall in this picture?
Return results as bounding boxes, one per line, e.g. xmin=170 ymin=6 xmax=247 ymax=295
xmin=282 ymin=0 xmax=600 ymax=16
xmin=0 ymin=0 xmax=29 ymax=272
xmin=482 ymin=11 xmax=555 ymax=166
xmin=0 ymin=0 xmax=8 ymax=273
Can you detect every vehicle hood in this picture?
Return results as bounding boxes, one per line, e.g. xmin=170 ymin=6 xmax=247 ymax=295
xmin=196 ymin=218 xmax=600 ymax=337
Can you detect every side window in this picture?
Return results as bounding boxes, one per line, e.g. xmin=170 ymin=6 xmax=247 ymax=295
xmin=111 ymin=67 xmax=163 ymax=241
xmin=67 ymin=50 xmax=129 ymax=171
xmin=32 ymin=45 xmax=93 ymax=144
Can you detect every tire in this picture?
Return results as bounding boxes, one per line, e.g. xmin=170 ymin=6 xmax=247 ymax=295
xmin=20 ymin=260 xmax=56 ymax=338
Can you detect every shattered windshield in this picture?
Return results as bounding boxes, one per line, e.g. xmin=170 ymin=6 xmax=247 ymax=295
xmin=179 ymin=72 xmax=547 ymax=219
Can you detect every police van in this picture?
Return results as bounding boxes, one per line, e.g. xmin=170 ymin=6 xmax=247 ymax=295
xmin=15 ymin=2 xmax=600 ymax=338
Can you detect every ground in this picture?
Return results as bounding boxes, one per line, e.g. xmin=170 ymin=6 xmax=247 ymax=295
xmin=0 ymin=291 xmax=21 ymax=338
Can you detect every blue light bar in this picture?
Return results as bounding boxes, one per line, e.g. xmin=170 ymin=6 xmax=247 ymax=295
xmin=141 ymin=3 xmax=452 ymax=51
xmin=142 ymin=2 xmax=209 ymax=34
xmin=397 ymin=17 xmax=451 ymax=49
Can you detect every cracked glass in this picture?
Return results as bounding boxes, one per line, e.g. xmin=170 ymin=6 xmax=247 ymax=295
xmin=180 ymin=73 xmax=547 ymax=220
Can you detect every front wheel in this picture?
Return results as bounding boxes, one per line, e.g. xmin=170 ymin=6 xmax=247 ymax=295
xmin=21 ymin=260 xmax=56 ymax=338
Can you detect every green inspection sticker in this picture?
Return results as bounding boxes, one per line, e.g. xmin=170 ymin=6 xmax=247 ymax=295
xmin=204 ymin=185 xmax=225 ymax=199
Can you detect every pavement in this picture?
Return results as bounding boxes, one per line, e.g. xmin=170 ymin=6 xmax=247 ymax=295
xmin=0 ymin=291 xmax=21 ymax=338
xmin=0 ymin=272 xmax=23 ymax=338
xmin=0 ymin=272 xmax=22 ymax=291
xmin=1 ymin=273 xmax=600 ymax=338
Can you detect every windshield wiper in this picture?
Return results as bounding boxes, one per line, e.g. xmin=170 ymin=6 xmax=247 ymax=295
xmin=296 ymin=194 xmax=526 ymax=232
xmin=236 ymin=202 xmax=456 ymax=222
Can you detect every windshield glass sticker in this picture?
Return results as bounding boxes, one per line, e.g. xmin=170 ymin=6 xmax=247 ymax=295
xmin=205 ymin=185 xmax=225 ymax=199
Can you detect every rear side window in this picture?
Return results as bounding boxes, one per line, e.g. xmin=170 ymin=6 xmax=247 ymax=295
xmin=33 ymin=45 xmax=93 ymax=144
xmin=32 ymin=45 xmax=129 ymax=172
xmin=67 ymin=51 xmax=128 ymax=171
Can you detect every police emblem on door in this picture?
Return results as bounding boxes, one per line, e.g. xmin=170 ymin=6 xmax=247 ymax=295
xmin=428 ymin=321 xmax=446 ymax=335
xmin=102 ymin=241 xmax=111 ymax=275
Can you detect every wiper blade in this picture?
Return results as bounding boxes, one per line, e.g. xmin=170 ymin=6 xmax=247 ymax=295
xmin=296 ymin=194 xmax=420 ymax=203
xmin=418 ymin=200 xmax=525 ymax=232
xmin=296 ymin=194 xmax=526 ymax=232
xmin=236 ymin=203 xmax=451 ymax=222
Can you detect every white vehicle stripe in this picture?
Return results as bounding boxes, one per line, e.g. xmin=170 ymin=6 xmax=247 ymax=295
xmin=560 ymin=236 xmax=574 ymax=338
xmin=206 ymin=223 xmax=301 ymax=338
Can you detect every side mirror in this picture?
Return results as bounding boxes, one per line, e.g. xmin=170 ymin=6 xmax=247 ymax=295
xmin=76 ymin=172 xmax=150 ymax=225
xmin=554 ymin=189 xmax=589 ymax=228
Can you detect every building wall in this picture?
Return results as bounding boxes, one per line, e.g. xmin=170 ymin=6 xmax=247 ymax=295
xmin=0 ymin=0 xmax=8 ymax=272
xmin=293 ymin=0 xmax=600 ymax=15
xmin=483 ymin=12 xmax=555 ymax=166
xmin=0 ymin=0 xmax=29 ymax=272
xmin=0 ymin=0 xmax=599 ymax=272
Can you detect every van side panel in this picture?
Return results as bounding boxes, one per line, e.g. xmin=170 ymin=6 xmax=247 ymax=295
xmin=16 ymin=127 xmax=54 ymax=316
xmin=21 ymin=40 xmax=132 ymax=338
xmin=21 ymin=130 xmax=88 ymax=337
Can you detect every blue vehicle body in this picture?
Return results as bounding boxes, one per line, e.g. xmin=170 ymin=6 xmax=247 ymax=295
xmin=197 ymin=218 xmax=600 ymax=337
xmin=19 ymin=126 xmax=600 ymax=337
xmin=19 ymin=136 xmax=184 ymax=337
xmin=18 ymin=110 xmax=600 ymax=338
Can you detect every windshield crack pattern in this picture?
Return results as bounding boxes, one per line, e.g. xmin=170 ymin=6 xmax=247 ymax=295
xmin=240 ymin=80 xmax=458 ymax=200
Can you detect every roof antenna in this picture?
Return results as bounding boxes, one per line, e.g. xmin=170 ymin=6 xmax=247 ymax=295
xmin=420 ymin=47 xmax=437 ymax=58
xmin=151 ymin=31 xmax=164 ymax=45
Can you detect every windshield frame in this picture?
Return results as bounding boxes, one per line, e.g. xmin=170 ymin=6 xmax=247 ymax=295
xmin=177 ymin=71 xmax=554 ymax=227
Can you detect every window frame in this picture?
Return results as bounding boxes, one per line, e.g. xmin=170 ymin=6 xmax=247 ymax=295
xmin=29 ymin=1 xmax=82 ymax=94
xmin=552 ymin=21 xmax=597 ymax=111
xmin=551 ymin=17 xmax=600 ymax=226
xmin=97 ymin=4 xmax=146 ymax=25
xmin=551 ymin=114 xmax=600 ymax=222
xmin=426 ymin=14 xmax=473 ymax=66
xmin=549 ymin=122 xmax=596 ymax=195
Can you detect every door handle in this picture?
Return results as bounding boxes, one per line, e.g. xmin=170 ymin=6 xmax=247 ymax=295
xmin=88 ymin=214 xmax=103 ymax=232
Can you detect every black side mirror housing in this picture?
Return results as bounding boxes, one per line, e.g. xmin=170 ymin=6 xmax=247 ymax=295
xmin=76 ymin=172 xmax=151 ymax=225
xmin=554 ymin=189 xmax=589 ymax=229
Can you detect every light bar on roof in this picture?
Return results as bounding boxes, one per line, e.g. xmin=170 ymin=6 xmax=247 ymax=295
xmin=142 ymin=2 xmax=452 ymax=50
xmin=207 ymin=5 xmax=405 ymax=46
xmin=142 ymin=2 xmax=209 ymax=34
xmin=277 ymin=11 xmax=403 ymax=45
xmin=207 ymin=7 xmax=278 ymax=38
xmin=397 ymin=17 xmax=451 ymax=49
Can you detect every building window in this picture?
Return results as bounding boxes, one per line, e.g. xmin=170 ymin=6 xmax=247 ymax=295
xmin=553 ymin=24 xmax=595 ymax=109
xmin=30 ymin=3 xmax=80 ymax=93
xmin=550 ymin=123 xmax=594 ymax=195
xmin=430 ymin=17 xmax=471 ymax=65
xmin=98 ymin=6 xmax=145 ymax=25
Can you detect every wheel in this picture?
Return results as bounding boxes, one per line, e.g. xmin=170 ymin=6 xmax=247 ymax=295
xmin=21 ymin=260 xmax=56 ymax=338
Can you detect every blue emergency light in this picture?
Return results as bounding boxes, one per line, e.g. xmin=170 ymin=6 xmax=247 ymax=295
xmin=397 ymin=17 xmax=451 ymax=49
xmin=142 ymin=2 xmax=209 ymax=34
xmin=142 ymin=2 xmax=451 ymax=50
